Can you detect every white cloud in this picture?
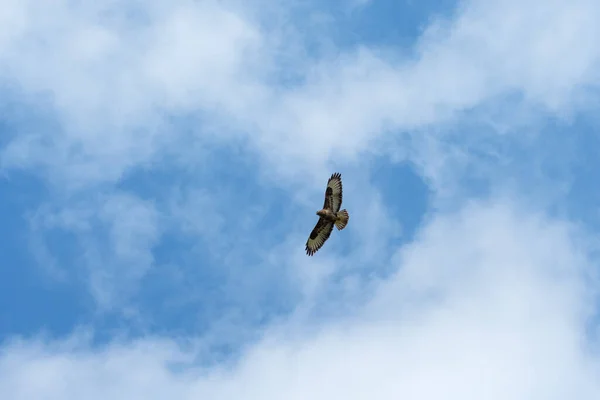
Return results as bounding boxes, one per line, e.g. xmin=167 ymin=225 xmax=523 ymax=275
xmin=0 ymin=0 xmax=268 ymax=189
xmin=2 ymin=0 xmax=600 ymax=188
xmin=1 ymin=199 xmax=598 ymax=399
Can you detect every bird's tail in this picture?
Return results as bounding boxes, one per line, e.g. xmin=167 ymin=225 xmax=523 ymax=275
xmin=335 ymin=209 xmax=349 ymax=230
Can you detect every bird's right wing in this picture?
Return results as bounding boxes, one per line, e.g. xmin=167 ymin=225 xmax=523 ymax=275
xmin=322 ymin=172 xmax=343 ymax=212
xmin=305 ymin=217 xmax=334 ymax=256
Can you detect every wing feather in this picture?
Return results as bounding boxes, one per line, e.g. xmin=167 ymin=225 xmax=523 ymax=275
xmin=305 ymin=218 xmax=334 ymax=256
xmin=322 ymin=172 xmax=343 ymax=212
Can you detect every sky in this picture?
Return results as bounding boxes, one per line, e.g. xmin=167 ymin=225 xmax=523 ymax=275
xmin=1 ymin=0 xmax=600 ymax=398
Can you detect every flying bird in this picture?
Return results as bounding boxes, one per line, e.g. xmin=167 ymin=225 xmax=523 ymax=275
xmin=305 ymin=172 xmax=349 ymax=256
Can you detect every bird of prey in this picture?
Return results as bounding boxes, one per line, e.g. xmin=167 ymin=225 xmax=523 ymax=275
xmin=305 ymin=172 xmax=349 ymax=256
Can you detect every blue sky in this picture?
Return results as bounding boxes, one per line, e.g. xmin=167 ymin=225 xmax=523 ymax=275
xmin=1 ymin=0 xmax=600 ymax=398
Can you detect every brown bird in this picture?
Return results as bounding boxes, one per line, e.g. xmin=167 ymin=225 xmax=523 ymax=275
xmin=305 ymin=172 xmax=350 ymax=256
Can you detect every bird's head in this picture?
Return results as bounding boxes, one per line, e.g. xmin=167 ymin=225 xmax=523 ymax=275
xmin=316 ymin=209 xmax=326 ymax=217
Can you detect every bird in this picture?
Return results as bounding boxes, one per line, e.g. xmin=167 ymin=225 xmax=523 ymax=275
xmin=305 ymin=172 xmax=350 ymax=256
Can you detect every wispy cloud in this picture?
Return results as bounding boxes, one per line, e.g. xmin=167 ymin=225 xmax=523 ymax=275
xmin=26 ymin=191 xmax=160 ymax=310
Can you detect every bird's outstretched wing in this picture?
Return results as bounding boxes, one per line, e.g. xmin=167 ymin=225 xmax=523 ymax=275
xmin=322 ymin=172 xmax=343 ymax=212
xmin=305 ymin=217 xmax=334 ymax=256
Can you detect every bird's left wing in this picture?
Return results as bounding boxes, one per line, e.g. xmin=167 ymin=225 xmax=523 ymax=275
xmin=305 ymin=217 xmax=334 ymax=256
